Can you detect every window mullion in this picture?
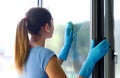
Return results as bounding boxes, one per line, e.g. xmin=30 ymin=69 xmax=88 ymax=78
xmin=92 ymin=0 xmax=104 ymax=78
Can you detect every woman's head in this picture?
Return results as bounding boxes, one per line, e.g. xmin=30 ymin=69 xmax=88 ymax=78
xmin=26 ymin=7 xmax=54 ymax=38
xmin=15 ymin=7 xmax=54 ymax=73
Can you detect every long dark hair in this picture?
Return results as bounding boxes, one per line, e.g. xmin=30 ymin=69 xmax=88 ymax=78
xmin=15 ymin=7 xmax=52 ymax=73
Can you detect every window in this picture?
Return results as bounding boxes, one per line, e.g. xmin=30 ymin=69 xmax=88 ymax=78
xmin=43 ymin=0 xmax=90 ymax=78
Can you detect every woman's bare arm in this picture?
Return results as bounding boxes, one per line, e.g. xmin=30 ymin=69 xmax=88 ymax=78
xmin=46 ymin=56 xmax=67 ymax=78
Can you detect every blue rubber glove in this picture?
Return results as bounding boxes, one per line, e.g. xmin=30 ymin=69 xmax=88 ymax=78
xmin=79 ymin=39 xmax=110 ymax=78
xmin=58 ymin=21 xmax=74 ymax=61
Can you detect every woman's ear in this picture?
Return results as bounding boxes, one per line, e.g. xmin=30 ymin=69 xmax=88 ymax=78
xmin=45 ymin=23 xmax=50 ymax=32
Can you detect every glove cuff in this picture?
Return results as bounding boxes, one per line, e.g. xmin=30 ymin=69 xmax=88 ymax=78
xmin=58 ymin=45 xmax=71 ymax=61
xmin=79 ymin=59 xmax=95 ymax=78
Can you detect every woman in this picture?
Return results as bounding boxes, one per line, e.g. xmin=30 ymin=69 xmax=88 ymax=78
xmin=15 ymin=7 xmax=110 ymax=78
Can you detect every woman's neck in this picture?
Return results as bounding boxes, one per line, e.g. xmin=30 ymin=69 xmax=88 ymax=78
xmin=30 ymin=35 xmax=45 ymax=48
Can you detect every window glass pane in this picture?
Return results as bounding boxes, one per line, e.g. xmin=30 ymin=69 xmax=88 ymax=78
xmin=114 ymin=0 xmax=120 ymax=78
xmin=0 ymin=0 xmax=37 ymax=78
xmin=43 ymin=0 xmax=90 ymax=78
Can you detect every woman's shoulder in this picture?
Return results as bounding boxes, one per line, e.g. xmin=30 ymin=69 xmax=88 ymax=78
xmin=34 ymin=46 xmax=56 ymax=71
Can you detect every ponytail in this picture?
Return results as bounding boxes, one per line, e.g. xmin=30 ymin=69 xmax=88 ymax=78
xmin=15 ymin=18 xmax=30 ymax=73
